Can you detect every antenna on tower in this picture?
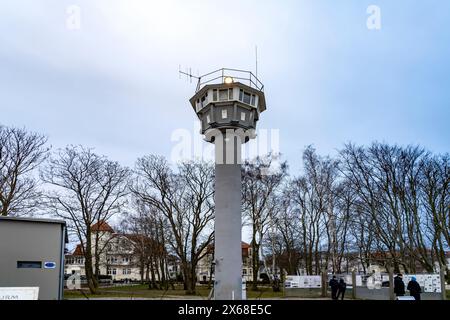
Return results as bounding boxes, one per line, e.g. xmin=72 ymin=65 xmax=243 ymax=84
xmin=179 ymin=65 xmax=202 ymax=90
xmin=255 ymin=45 xmax=258 ymax=80
xmin=179 ymin=65 xmax=200 ymax=83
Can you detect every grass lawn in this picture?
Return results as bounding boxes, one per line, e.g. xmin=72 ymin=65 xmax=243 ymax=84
xmin=65 ymin=286 xmax=448 ymax=300
xmin=64 ymin=284 xmax=285 ymax=300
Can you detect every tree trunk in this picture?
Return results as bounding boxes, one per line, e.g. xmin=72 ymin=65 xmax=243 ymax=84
xmin=140 ymin=260 xmax=145 ymax=284
xmin=251 ymin=242 xmax=259 ymax=291
xmin=84 ymin=236 xmax=98 ymax=294
xmin=145 ymin=263 xmax=150 ymax=283
xmin=155 ymin=259 xmax=162 ymax=289
xmin=182 ymin=263 xmax=196 ymax=295
xmin=158 ymin=257 xmax=166 ymax=289
xmin=149 ymin=260 xmax=157 ymax=289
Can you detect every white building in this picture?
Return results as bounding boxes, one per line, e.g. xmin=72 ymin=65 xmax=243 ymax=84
xmin=65 ymin=221 xmax=176 ymax=282
xmin=196 ymin=242 xmax=254 ymax=282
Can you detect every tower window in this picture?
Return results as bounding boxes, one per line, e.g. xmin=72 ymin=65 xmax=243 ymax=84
xmin=241 ymin=112 xmax=246 ymax=121
xmin=228 ymin=88 xmax=234 ymax=100
xmin=221 ymin=109 xmax=228 ymax=119
xmin=239 ymin=90 xmax=252 ymax=105
xmin=219 ymin=89 xmax=228 ymax=101
xmin=243 ymin=92 xmax=251 ymax=104
xmin=213 ymin=89 xmax=218 ymax=101
xmin=251 ymin=95 xmax=256 ymax=106
xmin=206 ymin=114 xmax=211 ymax=123
xmin=201 ymin=95 xmax=207 ymax=108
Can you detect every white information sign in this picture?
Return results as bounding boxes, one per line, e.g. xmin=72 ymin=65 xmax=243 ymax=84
xmin=355 ymin=275 xmax=363 ymax=286
xmin=403 ymin=274 xmax=441 ymax=293
xmin=0 ymin=287 xmax=39 ymax=300
xmin=344 ymin=275 xmax=353 ymax=285
xmin=285 ymin=275 xmax=321 ymax=288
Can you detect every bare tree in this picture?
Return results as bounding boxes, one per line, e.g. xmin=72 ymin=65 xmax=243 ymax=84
xmin=243 ymin=143 xmax=449 ymax=279
xmin=333 ymin=181 xmax=357 ymax=273
xmin=339 ymin=143 xmax=449 ymax=274
xmin=421 ymin=154 xmax=450 ymax=278
xmin=264 ymin=186 xmax=302 ymax=276
xmin=242 ymin=153 xmax=287 ymax=290
xmin=0 ymin=126 xmax=49 ymax=216
xmin=131 ymin=156 xmax=214 ymax=294
xmin=120 ymin=200 xmax=171 ymax=289
xmin=287 ymin=147 xmax=338 ymax=275
xmin=41 ymin=146 xmax=130 ymax=293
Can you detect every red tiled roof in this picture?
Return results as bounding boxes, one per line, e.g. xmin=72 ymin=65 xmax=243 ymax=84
xmin=91 ymin=220 xmax=114 ymax=233
xmin=241 ymin=241 xmax=250 ymax=249
xmin=72 ymin=244 xmax=83 ymax=256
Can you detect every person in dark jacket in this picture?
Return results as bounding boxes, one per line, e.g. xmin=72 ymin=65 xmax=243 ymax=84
xmin=394 ymin=273 xmax=405 ymax=297
xmin=337 ymin=278 xmax=347 ymax=300
xmin=407 ymin=276 xmax=422 ymax=300
xmin=329 ymin=276 xmax=339 ymax=300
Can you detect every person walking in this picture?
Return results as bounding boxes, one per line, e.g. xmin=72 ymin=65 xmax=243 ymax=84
xmin=407 ymin=276 xmax=422 ymax=300
xmin=329 ymin=276 xmax=339 ymax=300
xmin=394 ymin=273 xmax=405 ymax=297
xmin=337 ymin=278 xmax=347 ymax=300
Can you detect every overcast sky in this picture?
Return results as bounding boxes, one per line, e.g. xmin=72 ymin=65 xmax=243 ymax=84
xmin=1 ymin=0 xmax=449 ymax=175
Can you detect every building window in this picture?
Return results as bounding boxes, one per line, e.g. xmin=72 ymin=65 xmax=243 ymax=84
xmin=213 ymin=89 xmax=218 ymax=101
xmin=243 ymin=92 xmax=251 ymax=104
xmin=219 ymin=89 xmax=228 ymax=101
xmin=201 ymin=95 xmax=206 ymax=107
xmin=123 ymin=269 xmax=131 ymax=275
xmin=251 ymin=95 xmax=256 ymax=106
xmin=206 ymin=115 xmax=211 ymax=123
xmin=221 ymin=109 xmax=227 ymax=119
xmin=239 ymin=90 xmax=252 ymax=105
xmin=112 ymin=268 xmax=117 ymax=275
xmin=228 ymin=88 xmax=234 ymax=100
xmin=243 ymin=269 xmax=247 ymax=275
xmin=240 ymin=112 xmax=246 ymax=121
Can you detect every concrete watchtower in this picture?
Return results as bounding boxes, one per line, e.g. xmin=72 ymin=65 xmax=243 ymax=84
xmin=186 ymin=68 xmax=266 ymax=300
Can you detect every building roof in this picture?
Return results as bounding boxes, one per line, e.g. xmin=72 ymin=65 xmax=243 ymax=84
xmin=241 ymin=241 xmax=250 ymax=249
xmin=72 ymin=244 xmax=83 ymax=256
xmin=91 ymin=220 xmax=114 ymax=233
xmin=0 ymin=216 xmax=66 ymax=225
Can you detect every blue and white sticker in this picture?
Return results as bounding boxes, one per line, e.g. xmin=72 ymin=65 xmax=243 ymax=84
xmin=44 ymin=262 xmax=56 ymax=269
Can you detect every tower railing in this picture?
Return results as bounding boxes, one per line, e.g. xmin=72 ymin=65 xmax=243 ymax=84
xmin=195 ymin=68 xmax=264 ymax=92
